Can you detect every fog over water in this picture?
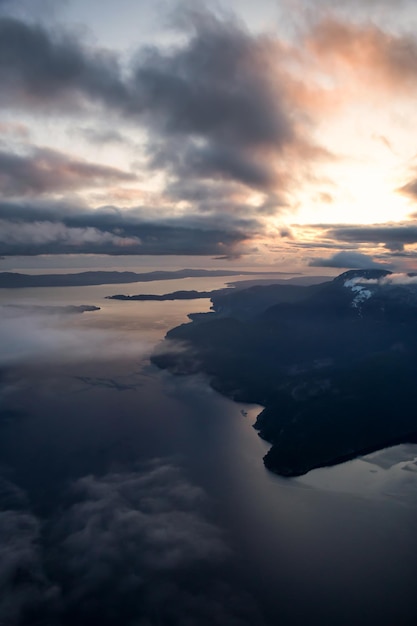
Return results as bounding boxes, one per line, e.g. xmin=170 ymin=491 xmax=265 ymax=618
xmin=1 ymin=273 xmax=417 ymax=625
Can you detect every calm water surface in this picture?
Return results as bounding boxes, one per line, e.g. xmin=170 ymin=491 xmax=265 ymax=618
xmin=1 ymin=277 xmax=416 ymax=625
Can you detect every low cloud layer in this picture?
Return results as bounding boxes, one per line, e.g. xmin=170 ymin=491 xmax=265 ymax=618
xmin=0 ymin=306 xmax=153 ymax=365
xmin=349 ymin=272 xmax=417 ymax=287
xmin=0 ymin=464 xmax=264 ymax=625
xmin=0 ymin=479 xmax=59 ymax=625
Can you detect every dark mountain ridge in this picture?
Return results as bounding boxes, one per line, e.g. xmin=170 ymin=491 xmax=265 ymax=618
xmin=152 ymin=270 xmax=417 ymax=476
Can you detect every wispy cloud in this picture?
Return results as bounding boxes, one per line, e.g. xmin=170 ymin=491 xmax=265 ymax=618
xmin=0 ymin=146 xmax=136 ymax=196
xmin=0 ymin=306 xmax=153 ymax=365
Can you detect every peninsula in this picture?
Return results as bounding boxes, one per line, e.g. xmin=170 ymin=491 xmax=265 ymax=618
xmin=152 ymin=270 xmax=417 ymax=476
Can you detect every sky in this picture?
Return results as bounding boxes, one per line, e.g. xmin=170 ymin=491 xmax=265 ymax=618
xmin=2 ymin=0 xmax=417 ymax=271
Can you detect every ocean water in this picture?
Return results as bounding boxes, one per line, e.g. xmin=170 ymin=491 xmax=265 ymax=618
xmin=0 ymin=275 xmax=416 ymax=625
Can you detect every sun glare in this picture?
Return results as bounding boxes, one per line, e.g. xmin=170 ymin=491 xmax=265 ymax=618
xmin=294 ymin=161 xmax=412 ymax=226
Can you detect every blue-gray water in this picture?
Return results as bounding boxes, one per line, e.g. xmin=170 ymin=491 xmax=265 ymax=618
xmin=0 ymin=276 xmax=416 ymax=625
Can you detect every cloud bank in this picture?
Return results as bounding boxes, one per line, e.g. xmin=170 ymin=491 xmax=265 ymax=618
xmin=0 ymin=305 xmax=153 ymax=365
xmin=0 ymin=464 xmax=264 ymax=625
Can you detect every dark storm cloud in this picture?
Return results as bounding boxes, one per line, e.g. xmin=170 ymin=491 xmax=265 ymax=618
xmin=0 ymin=11 xmax=292 ymax=149
xmin=132 ymin=8 xmax=295 ymax=190
xmin=0 ymin=16 xmax=127 ymax=110
xmin=0 ymin=201 xmax=258 ymax=255
xmin=134 ymin=9 xmax=292 ymax=147
xmin=150 ymin=139 xmax=277 ymax=189
xmin=0 ymin=147 xmax=136 ymax=196
xmin=0 ymin=10 xmax=305 ymax=197
xmin=0 ymin=8 xmax=333 ymax=256
xmin=309 ymin=250 xmax=390 ymax=269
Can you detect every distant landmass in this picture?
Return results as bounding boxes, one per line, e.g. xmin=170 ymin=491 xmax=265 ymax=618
xmin=152 ymin=269 xmax=417 ymax=477
xmin=0 ymin=269 xmax=290 ymax=289
xmin=107 ymin=289 xmax=221 ymax=301
xmin=107 ymin=276 xmax=330 ymax=302
xmin=224 ymin=275 xmax=329 ymax=289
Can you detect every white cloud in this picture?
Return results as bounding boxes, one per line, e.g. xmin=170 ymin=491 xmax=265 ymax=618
xmin=0 ymin=306 xmax=152 ymax=365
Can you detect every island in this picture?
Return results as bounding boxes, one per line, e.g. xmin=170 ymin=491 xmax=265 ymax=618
xmin=107 ymin=289 xmax=223 ymax=301
xmin=152 ymin=270 xmax=417 ymax=477
xmin=106 ymin=276 xmax=329 ymax=302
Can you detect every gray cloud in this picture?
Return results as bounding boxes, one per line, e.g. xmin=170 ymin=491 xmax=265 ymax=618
xmin=0 ymin=16 xmax=126 ymax=111
xmin=132 ymin=8 xmax=295 ymax=191
xmin=0 ymin=201 xmax=258 ymax=256
xmin=0 ymin=464 xmax=264 ymax=625
xmin=150 ymin=140 xmax=277 ymax=190
xmin=136 ymin=9 xmax=291 ymax=146
xmin=0 ymin=10 xmax=305 ymax=256
xmin=287 ymin=240 xmax=356 ymax=251
xmin=0 ymin=0 xmax=67 ymax=18
xmin=0 ymin=146 xmax=136 ymax=196
xmin=0 ymin=479 xmax=59 ymax=626
xmin=308 ymin=250 xmax=390 ymax=269
xmin=59 ymin=464 xmax=226 ymax=575
xmin=53 ymin=464 xmax=262 ymax=625
xmin=0 ymin=12 xmax=292 ymax=156
xmin=326 ymin=224 xmax=417 ymax=251
xmin=0 ymin=306 xmax=153 ymax=365
xmin=79 ymin=126 xmax=130 ymax=145
xmin=165 ymin=177 xmax=275 ymax=217
xmin=388 ymin=249 xmax=417 ymax=259
xmin=0 ymin=10 xmax=313 ymax=201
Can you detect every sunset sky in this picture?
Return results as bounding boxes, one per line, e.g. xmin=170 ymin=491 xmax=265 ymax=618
xmin=2 ymin=0 xmax=417 ymax=271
